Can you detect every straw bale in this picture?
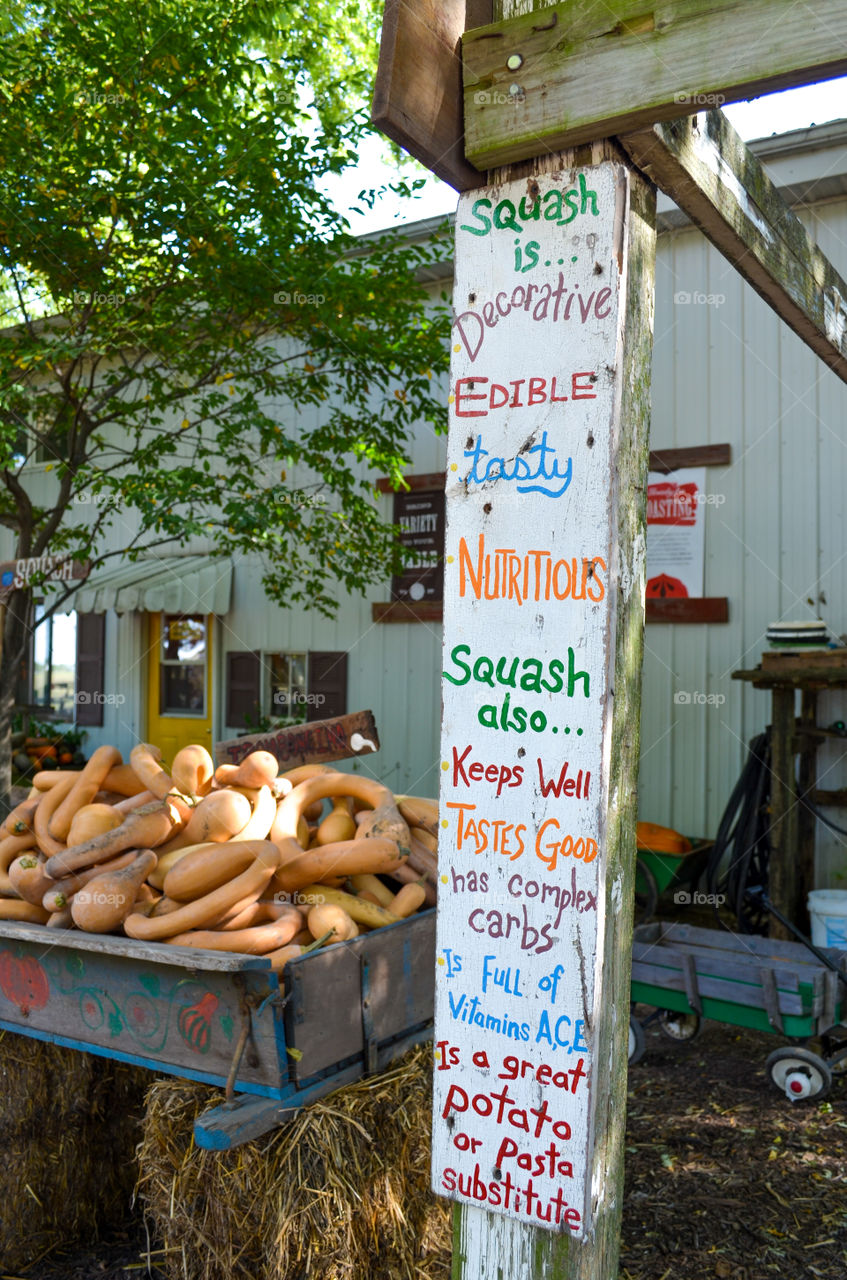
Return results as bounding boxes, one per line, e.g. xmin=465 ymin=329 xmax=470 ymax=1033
xmin=137 ymin=1042 xmax=451 ymax=1280
xmin=0 ymin=1031 xmax=149 ymax=1273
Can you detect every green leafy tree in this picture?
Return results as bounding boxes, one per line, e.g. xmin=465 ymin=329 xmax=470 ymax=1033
xmin=0 ymin=0 xmax=449 ymax=802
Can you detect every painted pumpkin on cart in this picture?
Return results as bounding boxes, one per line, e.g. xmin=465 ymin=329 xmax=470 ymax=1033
xmin=0 ymin=951 xmax=49 ymax=1015
xmin=178 ymin=992 xmax=219 ymax=1054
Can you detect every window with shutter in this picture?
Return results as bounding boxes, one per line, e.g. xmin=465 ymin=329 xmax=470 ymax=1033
xmin=225 ymin=651 xmax=261 ymax=729
xmin=75 ymin=612 xmax=105 ymax=727
xmin=306 ymin=651 xmax=347 ymax=722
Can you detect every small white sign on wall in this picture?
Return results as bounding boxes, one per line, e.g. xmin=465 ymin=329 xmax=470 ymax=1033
xmin=431 ymin=161 xmax=631 ymax=1238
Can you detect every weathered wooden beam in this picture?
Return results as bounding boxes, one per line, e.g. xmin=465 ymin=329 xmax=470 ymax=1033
xmin=768 ymin=687 xmax=800 ymax=942
xmin=215 ymin=710 xmax=379 ymax=767
xmin=439 ymin=139 xmax=656 ymax=1277
xmin=620 ymin=110 xmax=847 ymax=385
xmin=646 ymin=597 xmax=729 ymax=624
xmin=462 ymin=0 xmax=847 ymax=169
xmin=372 ymin=0 xmax=491 ymax=191
xmin=649 ymin=443 xmax=731 ymax=473
xmin=372 ymin=600 xmax=444 ymax=623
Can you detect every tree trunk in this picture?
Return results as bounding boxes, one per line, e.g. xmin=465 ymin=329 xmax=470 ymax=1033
xmin=0 ymin=589 xmax=33 ymax=817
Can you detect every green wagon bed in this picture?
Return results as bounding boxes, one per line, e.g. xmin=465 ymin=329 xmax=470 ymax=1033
xmin=630 ymin=921 xmax=847 ymax=1100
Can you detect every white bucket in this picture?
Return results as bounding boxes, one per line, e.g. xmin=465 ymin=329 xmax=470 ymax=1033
xmin=808 ymin=890 xmax=847 ymax=949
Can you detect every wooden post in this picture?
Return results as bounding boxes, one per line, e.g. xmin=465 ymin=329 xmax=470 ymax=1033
xmin=434 ymin=144 xmax=656 ymax=1276
xmin=796 ymin=690 xmax=819 ymax=936
xmin=768 ymin=686 xmax=798 ymax=941
xmin=428 ymin=0 xmax=657 ymax=1263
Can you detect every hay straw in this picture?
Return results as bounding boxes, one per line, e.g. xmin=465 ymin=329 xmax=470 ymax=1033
xmin=137 ymin=1043 xmax=451 ymax=1280
xmin=0 ymin=1032 xmax=149 ymax=1272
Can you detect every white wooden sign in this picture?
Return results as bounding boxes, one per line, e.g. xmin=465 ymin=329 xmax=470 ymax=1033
xmin=432 ymin=162 xmax=630 ymax=1238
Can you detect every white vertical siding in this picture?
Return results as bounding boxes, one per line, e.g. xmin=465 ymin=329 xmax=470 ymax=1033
xmin=218 ymin=388 xmax=448 ymax=796
xmin=640 ymin=197 xmax=847 ymax=887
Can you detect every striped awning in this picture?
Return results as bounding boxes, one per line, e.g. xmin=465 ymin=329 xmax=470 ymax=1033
xmin=71 ymin=554 xmax=232 ymax=615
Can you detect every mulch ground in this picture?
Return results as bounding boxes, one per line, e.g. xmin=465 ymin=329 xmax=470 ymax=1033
xmin=9 ymin=1019 xmax=847 ymax=1280
xmin=620 ymin=1016 xmax=847 ymax=1279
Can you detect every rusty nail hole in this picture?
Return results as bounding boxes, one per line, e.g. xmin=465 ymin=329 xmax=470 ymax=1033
xmin=466 ymin=436 xmax=474 ymax=449
xmin=587 ymin=434 xmax=594 ymax=448
xmin=517 ymin=747 xmax=526 ymax=758
xmin=493 ymin=1166 xmax=503 ymax=1180
xmin=483 ymin=502 xmax=492 ymax=514
xmin=589 ymin=374 xmax=597 ymax=382
xmin=468 ymin=292 xmax=476 ymax=303
xmin=594 ymin=261 xmax=603 ymax=274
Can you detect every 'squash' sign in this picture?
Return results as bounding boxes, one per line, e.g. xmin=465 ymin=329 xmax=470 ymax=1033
xmin=432 ymin=162 xmax=629 ymax=1238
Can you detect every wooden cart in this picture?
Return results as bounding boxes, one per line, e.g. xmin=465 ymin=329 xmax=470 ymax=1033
xmin=629 ymin=921 xmax=847 ymax=1100
xmin=0 ymin=911 xmax=435 ymax=1150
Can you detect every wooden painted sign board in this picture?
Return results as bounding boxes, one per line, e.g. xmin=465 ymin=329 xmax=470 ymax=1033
xmin=432 ymin=162 xmax=631 ymax=1238
xmin=215 ymin=709 xmax=379 ymax=767
xmin=0 ymin=554 xmax=89 ymax=598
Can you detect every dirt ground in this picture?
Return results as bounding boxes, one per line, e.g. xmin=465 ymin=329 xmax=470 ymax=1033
xmin=620 ymin=1015 xmax=847 ymax=1279
xmin=11 ymin=1015 xmax=846 ymax=1280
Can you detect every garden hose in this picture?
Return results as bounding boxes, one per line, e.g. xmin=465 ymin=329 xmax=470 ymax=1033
xmin=705 ymin=728 xmax=773 ymax=933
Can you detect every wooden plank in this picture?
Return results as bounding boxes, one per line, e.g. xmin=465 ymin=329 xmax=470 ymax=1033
xmin=813 ymin=789 xmax=847 ymax=806
xmin=215 ymin=709 xmax=379 ymax=767
xmin=620 ymin=110 xmax=847 ymax=385
xmin=0 ymin=553 xmax=89 ymax=597
xmin=648 ymin=443 xmax=731 ymax=473
xmin=194 ymin=1024 xmax=435 ymax=1150
xmin=629 ymin=958 xmax=807 ymax=1016
xmin=284 ymin=912 xmax=435 ymax=1082
xmin=641 ymin=921 xmax=834 ymax=967
xmin=440 ymin=140 xmax=656 ymax=1269
xmin=796 ymin=689 xmax=818 ymax=936
xmin=372 ymin=600 xmax=444 ymax=623
xmin=632 ymin=938 xmax=805 ymax=994
xmin=733 ymin=668 xmax=847 ymax=689
xmin=760 ymin=650 xmax=847 ymax=675
xmin=0 ymin=929 xmax=284 ymax=1089
xmin=372 ymin=0 xmax=490 ymax=192
xmin=646 ymin=597 xmax=728 ymax=624
xmin=0 ymin=922 xmax=271 ymax=972
xmin=376 ymin=472 xmax=446 ymax=494
xmin=768 ymin=686 xmax=799 ymax=942
xmin=462 ymin=0 xmax=847 ymax=169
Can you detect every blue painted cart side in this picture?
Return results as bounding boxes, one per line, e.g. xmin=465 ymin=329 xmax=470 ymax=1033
xmin=0 ymin=910 xmax=437 ymax=1150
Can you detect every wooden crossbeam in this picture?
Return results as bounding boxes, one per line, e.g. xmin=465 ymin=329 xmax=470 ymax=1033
xmin=462 ymin=0 xmax=847 ymax=170
xmin=619 ymin=110 xmax=847 ymax=385
xmin=372 ymin=0 xmax=491 ymax=191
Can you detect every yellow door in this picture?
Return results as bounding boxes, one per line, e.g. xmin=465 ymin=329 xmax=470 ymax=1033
xmin=146 ymin=613 xmax=213 ymax=764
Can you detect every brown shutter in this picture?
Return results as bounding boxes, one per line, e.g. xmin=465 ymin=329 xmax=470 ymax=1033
xmin=75 ymin=612 xmax=106 ymax=727
xmin=226 ymin=651 xmax=261 ymax=728
xmin=307 ymin=651 xmax=347 ymax=722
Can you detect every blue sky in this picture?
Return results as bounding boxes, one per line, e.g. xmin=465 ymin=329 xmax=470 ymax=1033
xmin=325 ymin=76 xmax=847 ymax=234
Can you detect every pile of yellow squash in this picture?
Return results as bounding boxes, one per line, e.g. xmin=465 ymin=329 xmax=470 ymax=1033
xmin=0 ymin=743 xmax=438 ymax=973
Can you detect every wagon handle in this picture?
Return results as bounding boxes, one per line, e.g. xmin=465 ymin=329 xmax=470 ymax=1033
xmin=752 ymin=889 xmax=847 ymax=990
